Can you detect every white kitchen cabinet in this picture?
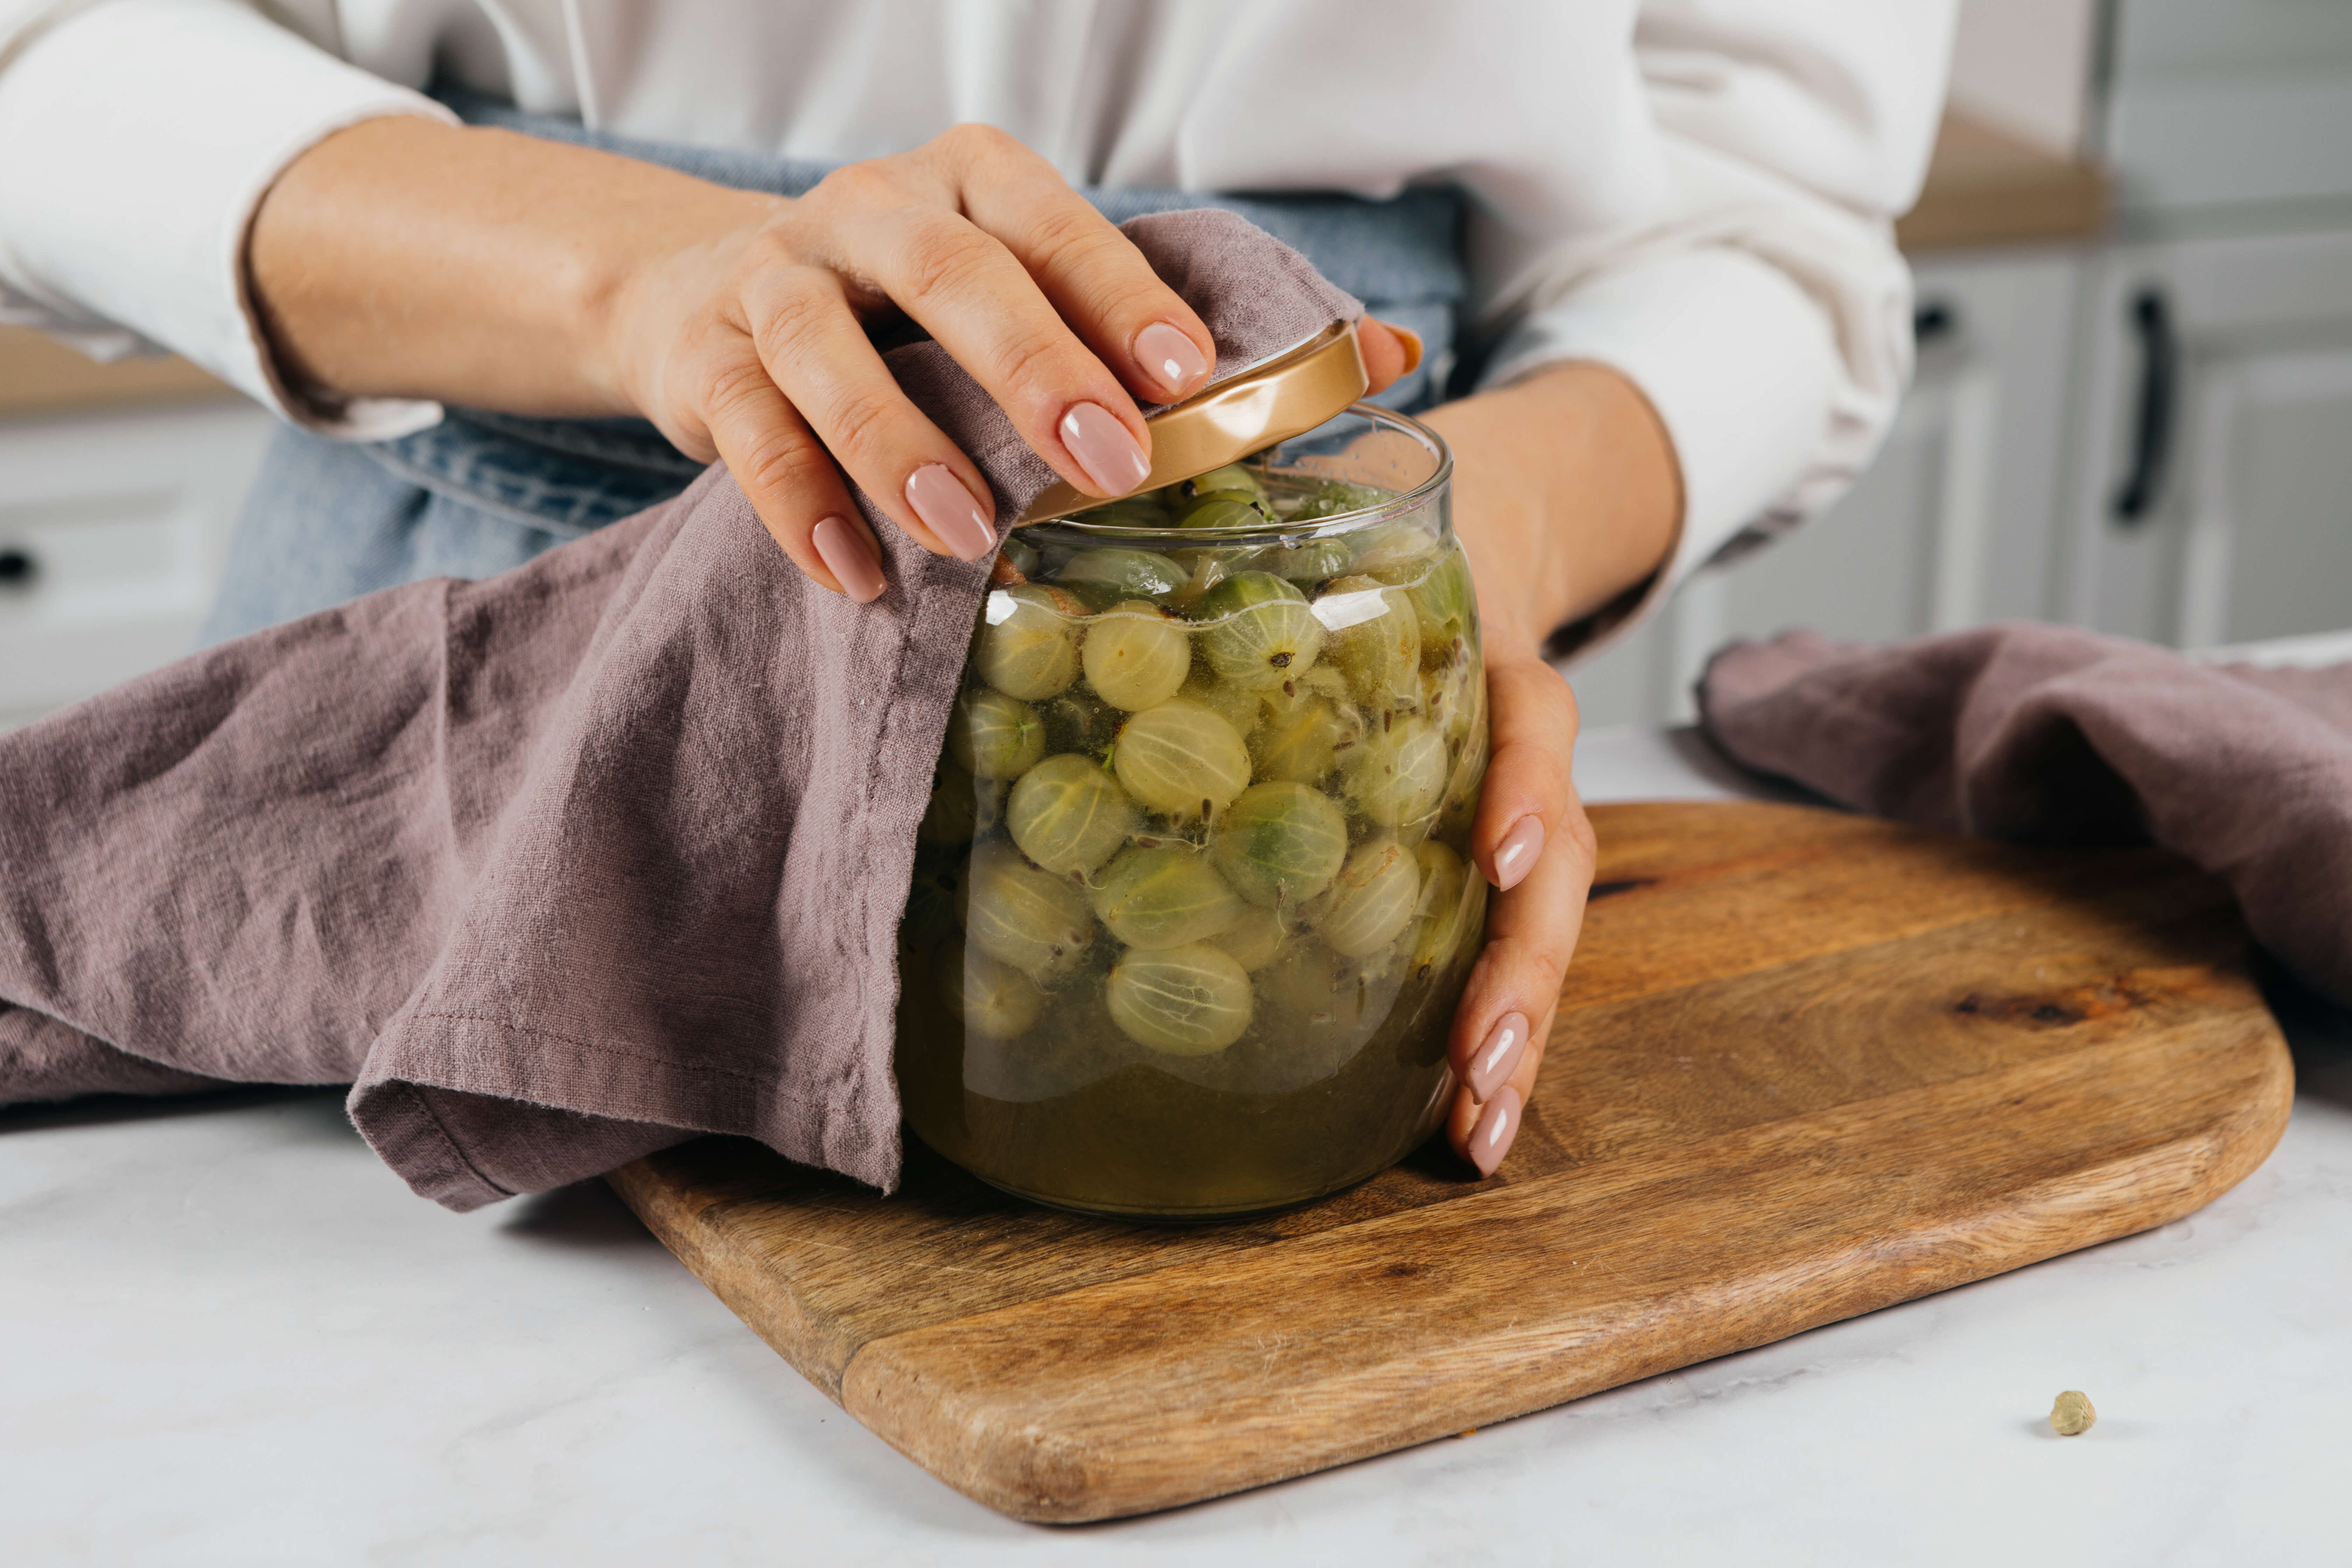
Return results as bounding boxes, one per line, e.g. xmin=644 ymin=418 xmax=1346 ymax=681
xmin=0 ymin=402 xmax=275 ymax=730
xmin=1567 ymin=248 xmax=2087 ymax=728
xmin=2055 ymin=0 xmax=2352 ymax=648
xmin=2060 ymin=225 xmax=2352 ymax=648
xmin=2102 ymin=0 xmax=2352 ymax=214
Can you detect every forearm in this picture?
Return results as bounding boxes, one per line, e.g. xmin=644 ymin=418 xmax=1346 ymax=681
xmin=1422 ymin=362 xmax=1681 ymax=661
xmin=246 ymin=115 xmax=772 ymax=416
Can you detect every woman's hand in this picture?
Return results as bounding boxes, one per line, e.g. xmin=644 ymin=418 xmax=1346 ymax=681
xmin=602 ymin=123 xmax=1224 ymax=596
xmin=1422 ymin=362 xmax=1682 ymax=1175
xmin=249 ymin=116 xmax=1411 ymax=601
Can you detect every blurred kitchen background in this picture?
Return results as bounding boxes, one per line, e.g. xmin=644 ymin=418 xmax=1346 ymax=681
xmin=3 ymin=0 xmax=2350 ymax=732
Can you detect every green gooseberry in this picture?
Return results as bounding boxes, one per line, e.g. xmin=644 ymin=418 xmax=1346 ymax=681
xmin=1106 ymin=942 xmax=1255 ymax=1055
xmin=1211 ymin=781 xmax=1349 ymax=910
xmin=1317 ymin=573 xmax=1421 ymax=711
xmin=957 ymin=841 xmax=1096 ymax=981
xmin=1194 ymin=570 xmax=1324 ymax=690
xmin=1252 ymin=937 xmax=1343 ymax=1018
xmin=1252 ymin=938 xmax=1385 ymax=1062
xmin=1311 ymin=836 xmax=1422 ymax=959
xmin=1209 ymin=906 xmax=1288 ymax=972
xmin=1175 ymin=493 xmax=1276 ymax=530
xmin=1007 ymin=753 xmax=1137 ymax=875
xmin=1350 ymin=521 xmax=1442 ymax=577
xmin=1421 ymin=643 xmax=1482 ymax=748
xmin=1247 ymin=685 xmax=1358 ymax=785
xmin=1082 ymin=601 xmax=1191 ymax=712
xmin=1287 ymin=479 xmax=1391 ymax=522
xmin=1165 ymin=548 xmax=1231 ymax=612
xmin=1054 ymin=547 xmax=1188 ymax=601
xmin=1048 ymin=579 xmax=1127 ymax=615
xmin=1178 ymin=666 xmax=1262 ymax=739
xmin=1407 ymin=547 xmax=1476 ymax=656
xmin=1344 ymin=713 xmax=1448 ymax=829
xmin=1113 ymin=698 xmax=1251 ymax=822
xmin=997 ymin=535 xmax=1043 ymax=581
xmin=1435 ymin=719 xmax=1489 ymax=843
xmin=1071 ymin=495 xmax=1173 ymax=528
xmin=1091 ymin=844 xmax=1246 ymax=950
xmin=1251 ymin=535 xmax=1354 ymax=584
xmin=947 ymin=688 xmax=1045 ymax=780
xmin=1407 ymin=839 xmax=1483 ymax=979
xmin=971 ymin=582 xmax=1086 ymax=701
xmin=1178 ymin=464 xmax=1268 ymax=502
xmin=936 ymin=943 xmax=1043 ymax=1040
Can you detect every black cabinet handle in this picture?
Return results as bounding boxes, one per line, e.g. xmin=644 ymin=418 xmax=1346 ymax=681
xmin=0 ymin=546 xmax=34 ymax=586
xmin=2111 ymin=287 xmax=2176 ymax=525
xmin=1913 ymin=300 xmax=1956 ymax=343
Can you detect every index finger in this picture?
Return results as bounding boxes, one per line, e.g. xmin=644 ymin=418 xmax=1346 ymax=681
xmin=945 ymin=139 xmax=1217 ymax=405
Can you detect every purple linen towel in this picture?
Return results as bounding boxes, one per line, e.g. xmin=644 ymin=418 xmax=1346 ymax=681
xmin=1696 ymin=623 xmax=2352 ymax=1004
xmin=0 ymin=210 xmax=1361 ymax=1208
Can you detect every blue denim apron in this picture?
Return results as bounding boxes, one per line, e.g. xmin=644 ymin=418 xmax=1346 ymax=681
xmin=200 ymin=89 xmax=1467 ymax=642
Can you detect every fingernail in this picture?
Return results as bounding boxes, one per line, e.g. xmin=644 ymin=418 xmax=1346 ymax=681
xmin=1135 ymin=321 xmax=1209 ymax=397
xmin=1491 ymin=815 xmax=1546 ymax=892
xmin=1059 ymin=402 xmax=1152 ymax=496
xmin=811 ymin=515 xmax=886 ymax=602
xmin=1390 ymin=323 xmax=1424 ymax=375
xmin=1469 ymin=1085 xmax=1522 ymax=1178
xmin=904 ymin=464 xmax=996 ymax=560
xmin=1466 ymin=1011 xmax=1529 ymax=1101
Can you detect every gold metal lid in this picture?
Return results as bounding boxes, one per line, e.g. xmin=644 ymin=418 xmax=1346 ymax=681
xmin=1015 ymin=321 xmax=1369 ymax=525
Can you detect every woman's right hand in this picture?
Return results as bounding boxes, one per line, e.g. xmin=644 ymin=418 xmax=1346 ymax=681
xmin=252 ymin=116 xmax=1413 ymax=601
xmin=599 ymin=124 xmax=1226 ymax=600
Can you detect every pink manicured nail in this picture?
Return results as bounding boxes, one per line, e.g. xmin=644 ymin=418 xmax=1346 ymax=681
xmin=904 ymin=464 xmax=995 ymax=560
xmin=1467 ymin=1012 xmax=1529 ymax=1101
xmin=1469 ymin=1085 xmax=1522 ymax=1178
xmin=811 ymin=516 xmax=885 ymax=602
xmin=1491 ymin=815 xmax=1546 ymax=892
xmin=1391 ymin=324 xmax=1423 ymax=375
xmin=1135 ymin=321 xmax=1209 ymax=397
xmin=1059 ymin=402 xmax=1152 ymax=496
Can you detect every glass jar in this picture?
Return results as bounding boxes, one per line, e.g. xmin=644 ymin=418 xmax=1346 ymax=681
xmin=896 ymin=404 xmax=1487 ymax=1219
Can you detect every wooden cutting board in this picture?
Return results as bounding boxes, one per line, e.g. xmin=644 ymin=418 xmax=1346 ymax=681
xmin=608 ymin=801 xmax=2291 ymax=1522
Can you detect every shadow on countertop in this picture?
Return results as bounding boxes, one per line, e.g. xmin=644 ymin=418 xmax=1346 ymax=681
xmin=1661 ymin=724 xmax=1843 ymax=808
xmin=2261 ymin=952 xmax=2352 ymax=1112
xmin=0 ymin=1081 xmax=344 ymax=1137
xmin=499 ymin=1175 xmax=664 ymax=1252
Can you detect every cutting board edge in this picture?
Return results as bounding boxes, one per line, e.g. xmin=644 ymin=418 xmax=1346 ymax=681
xmin=832 ymin=1022 xmax=2294 ymax=1524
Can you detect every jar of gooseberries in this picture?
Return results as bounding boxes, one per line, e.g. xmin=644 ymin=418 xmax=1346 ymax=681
xmin=897 ymin=405 xmax=1486 ymax=1218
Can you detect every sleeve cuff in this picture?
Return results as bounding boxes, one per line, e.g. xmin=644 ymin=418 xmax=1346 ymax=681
xmin=0 ymin=0 xmax=455 ymax=439
xmin=1478 ymin=246 xmax=1840 ymax=650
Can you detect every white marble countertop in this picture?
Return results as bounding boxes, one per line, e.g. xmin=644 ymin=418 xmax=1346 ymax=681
xmin=7 ymin=724 xmax=2350 ymax=1567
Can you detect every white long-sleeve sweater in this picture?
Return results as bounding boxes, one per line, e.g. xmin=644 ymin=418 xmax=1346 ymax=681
xmin=0 ymin=0 xmax=1953 ymax=608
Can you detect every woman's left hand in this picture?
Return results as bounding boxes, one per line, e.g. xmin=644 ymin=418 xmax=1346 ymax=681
xmin=1423 ymin=360 xmax=1682 ymax=1175
xmin=1440 ymin=643 xmax=1595 ymax=1175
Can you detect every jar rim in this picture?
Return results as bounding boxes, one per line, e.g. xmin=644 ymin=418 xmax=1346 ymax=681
xmin=1017 ymin=403 xmax=1455 ymax=552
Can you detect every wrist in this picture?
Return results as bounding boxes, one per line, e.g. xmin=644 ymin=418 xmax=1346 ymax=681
xmin=579 ymin=163 xmax=784 ymax=420
xmin=1427 ymin=360 xmax=1680 ymax=659
xmin=248 ymin=115 xmax=782 ymax=419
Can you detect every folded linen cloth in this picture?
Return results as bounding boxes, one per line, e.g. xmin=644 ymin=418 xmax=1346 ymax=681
xmin=1697 ymin=624 xmax=2352 ymax=1005
xmin=0 ymin=210 xmax=1361 ymax=1208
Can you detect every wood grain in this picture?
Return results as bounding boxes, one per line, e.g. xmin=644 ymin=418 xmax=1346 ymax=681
xmin=608 ymin=802 xmax=2291 ymax=1522
xmin=0 ymin=326 xmax=237 ymax=420
xmin=1896 ymin=110 xmax=2110 ymax=253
